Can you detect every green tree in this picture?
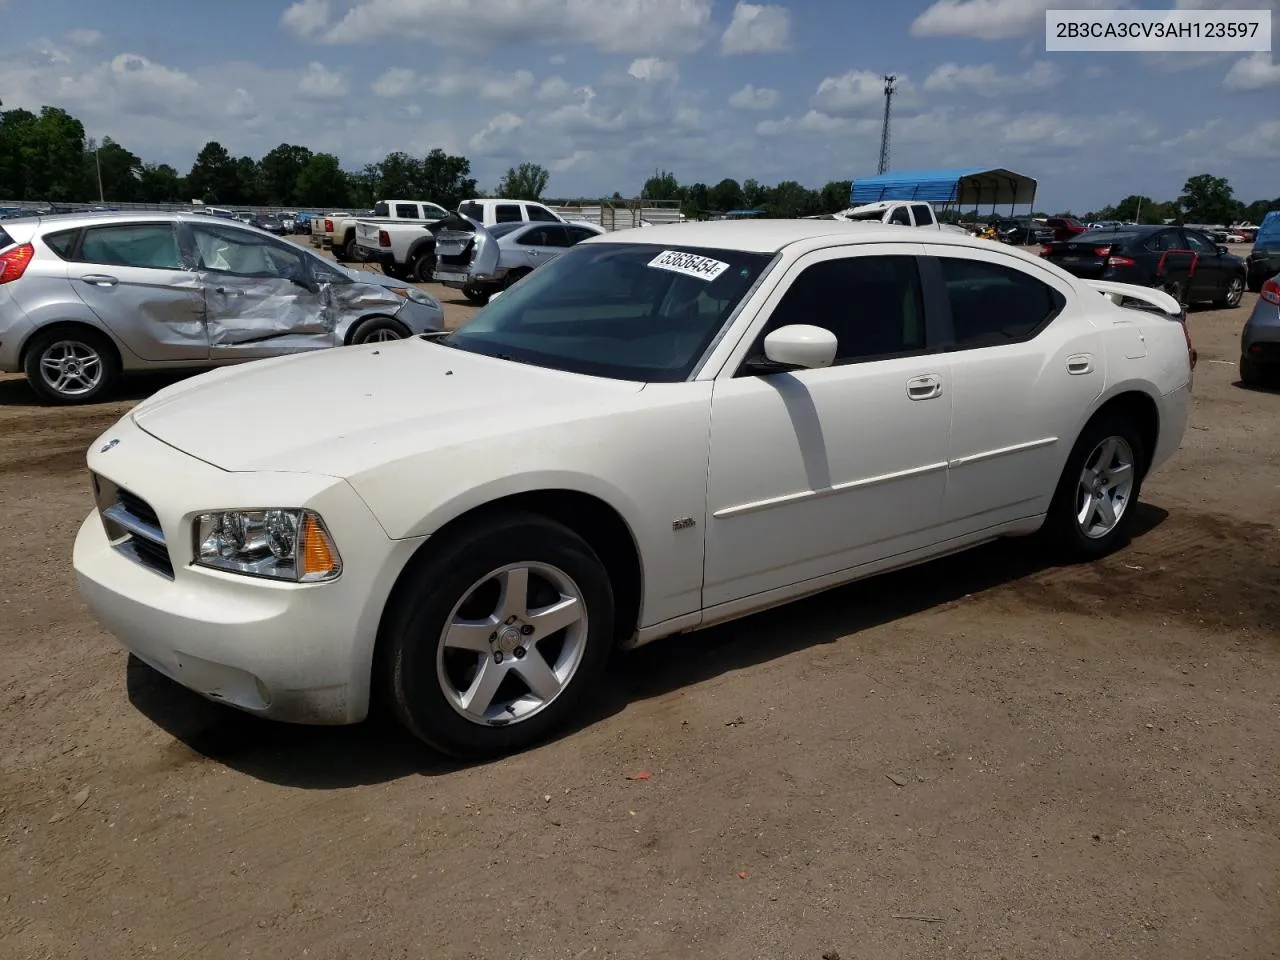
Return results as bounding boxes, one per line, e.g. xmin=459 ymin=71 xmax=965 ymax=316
xmin=819 ymin=180 xmax=852 ymax=213
xmin=88 ymin=137 xmax=142 ymax=202
xmin=419 ymin=148 xmax=476 ymax=210
xmin=137 ymin=163 xmax=184 ymax=203
xmin=0 ymin=107 xmax=39 ymax=199
xmin=22 ymin=107 xmax=88 ymax=201
xmin=232 ymin=156 xmax=262 ymax=204
xmin=258 ymin=143 xmax=313 ymax=205
xmin=741 ymin=178 xmax=769 ymax=209
xmin=641 ymin=169 xmax=680 ymax=201
xmin=682 ymin=181 xmax=710 ymax=217
xmin=1178 ymin=174 xmax=1240 ymax=224
xmin=186 ymin=141 xmax=237 ymax=203
xmin=708 ymin=177 xmax=743 ymax=213
xmin=765 ymin=180 xmax=821 ymax=218
xmin=294 ymin=153 xmax=350 ymax=207
xmin=498 ymin=162 xmax=550 ymax=201
xmin=1241 ymin=197 xmax=1280 ymax=224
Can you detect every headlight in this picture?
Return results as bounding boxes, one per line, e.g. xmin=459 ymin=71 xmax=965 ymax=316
xmin=388 ymin=287 xmax=439 ymax=308
xmin=193 ymin=509 xmax=342 ymax=582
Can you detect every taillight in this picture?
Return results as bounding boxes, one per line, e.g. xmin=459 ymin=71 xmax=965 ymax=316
xmin=324 ymin=218 xmax=334 ymax=232
xmin=1107 ymin=255 xmax=1135 ymax=267
xmin=1261 ymin=277 xmax=1280 ymax=306
xmin=0 ymin=243 xmax=34 ymax=284
xmin=1093 ymin=246 xmax=1113 ymax=256
xmin=1039 ymin=245 xmax=1053 ymax=257
xmin=378 ymin=230 xmax=391 ymax=247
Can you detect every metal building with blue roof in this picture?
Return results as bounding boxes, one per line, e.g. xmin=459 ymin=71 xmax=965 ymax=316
xmin=850 ymin=167 xmax=1037 ymax=212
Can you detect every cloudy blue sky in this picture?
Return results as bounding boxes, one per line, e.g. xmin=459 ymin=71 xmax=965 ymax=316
xmin=2 ymin=0 xmax=1278 ymax=211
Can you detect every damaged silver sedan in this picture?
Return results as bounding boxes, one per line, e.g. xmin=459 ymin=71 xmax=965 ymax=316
xmin=0 ymin=211 xmax=445 ymax=403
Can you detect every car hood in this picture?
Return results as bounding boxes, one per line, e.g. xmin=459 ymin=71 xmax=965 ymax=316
xmin=130 ymin=337 xmax=645 ymax=475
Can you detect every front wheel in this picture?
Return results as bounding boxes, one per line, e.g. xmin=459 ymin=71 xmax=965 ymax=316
xmin=1214 ymin=275 xmax=1245 ymax=308
xmin=350 ymin=316 xmax=410 ymax=344
xmin=1042 ymin=414 xmax=1146 ymax=561
xmin=383 ymin=512 xmax=615 ymax=758
xmin=461 ymin=284 xmax=490 ymax=305
xmin=23 ymin=328 xmax=120 ymax=404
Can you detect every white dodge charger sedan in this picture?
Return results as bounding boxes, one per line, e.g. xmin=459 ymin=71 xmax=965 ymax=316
xmin=73 ymin=221 xmax=1195 ymax=758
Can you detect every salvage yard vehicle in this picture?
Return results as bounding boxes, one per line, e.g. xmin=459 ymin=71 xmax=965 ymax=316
xmin=0 ymin=212 xmax=444 ymax=403
xmin=1040 ymin=224 xmax=1246 ymax=308
xmin=457 ymin=198 xmax=567 ymax=226
xmin=73 ymin=221 xmax=1193 ymax=758
xmin=1239 ymin=273 xmax=1280 ymax=386
xmin=1246 ymin=211 xmax=1280 ymax=292
xmin=331 ymin=200 xmax=449 ymax=263
xmin=432 ymin=219 xmax=605 ymax=303
xmin=353 ymin=204 xmax=452 ymax=282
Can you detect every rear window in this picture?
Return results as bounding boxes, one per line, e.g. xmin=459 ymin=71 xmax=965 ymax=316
xmin=458 ymin=202 xmax=483 ymax=220
xmin=373 ymin=202 xmax=389 ymax=217
xmin=43 ymin=228 xmax=79 ymax=257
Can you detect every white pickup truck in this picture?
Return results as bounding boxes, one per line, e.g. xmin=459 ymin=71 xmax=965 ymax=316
xmin=807 ymin=200 xmax=969 ymax=234
xmin=328 ymin=199 xmax=449 ymax=263
xmin=355 ymin=197 xmax=568 ymax=282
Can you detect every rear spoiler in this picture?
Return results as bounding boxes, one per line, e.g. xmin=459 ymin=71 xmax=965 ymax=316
xmin=1084 ymin=279 xmax=1182 ymax=318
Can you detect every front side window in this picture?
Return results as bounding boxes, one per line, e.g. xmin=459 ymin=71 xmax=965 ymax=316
xmin=75 ymin=223 xmax=182 ymax=270
xmin=525 ymin=204 xmax=560 ymax=222
xmin=938 ymin=257 xmax=1065 ymax=348
xmin=516 ymin=226 xmax=555 ymax=246
xmin=444 ymin=243 xmax=773 ymax=382
xmin=1182 ymin=231 xmax=1216 ymax=255
xmin=750 ymin=255 xmax=926 ymax=367
xmin=888 ymin=206 xmax=912 ymax=226
xmin=190 ymin=223 xmax=306 ymax=279
xmin=911 ymin=204 xmax=935 ymax=226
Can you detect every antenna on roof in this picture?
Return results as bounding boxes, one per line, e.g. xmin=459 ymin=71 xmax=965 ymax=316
xmin=877 ymin=75 xmax=896 ymax=176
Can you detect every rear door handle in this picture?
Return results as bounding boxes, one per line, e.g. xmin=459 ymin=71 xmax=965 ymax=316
xmin=1067 ymin=354 xmax=1094 ymax=375
xmin=906 ymin=374 xmax=943 ymax=400
xmin=80 ymin=274 xmax=118 ymax=287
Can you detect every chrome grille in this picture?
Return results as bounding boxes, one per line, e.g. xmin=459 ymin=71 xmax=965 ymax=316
xmin=91 ymin=473 xmax=174 ymax=579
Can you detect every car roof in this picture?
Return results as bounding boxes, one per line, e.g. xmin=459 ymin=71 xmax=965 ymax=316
xmin=7 ymin=209 xmax=291 ymax=234
xmin=579 ymin=219 xmax=992 ymax=255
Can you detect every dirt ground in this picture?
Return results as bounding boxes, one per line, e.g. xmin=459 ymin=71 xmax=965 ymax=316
xmin=1 ymin=255 xmax=1278 ymax=959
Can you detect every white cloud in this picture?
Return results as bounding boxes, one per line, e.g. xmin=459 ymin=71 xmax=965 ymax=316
xmin=480 ymin=69 xmax=535 ymax=98
xmin=549 ymin=54 xmax=567 ymax=65
xmin=279 ymin=0 xmax=715 ymax=54
xmin=469 ymin=112 xmax=525 ymax=155
xmin=65 ymin=29 xmax=103 ymax=48
xmin=813 ymin=70 xmax=907 ymax=115
xmin=537 ymin=76 xmax=573 ymax=101
xmin=297 ymin=61 xmax=348 ymax=99
xmin=1223 ymin=52 xmax=1280 ymax=90
xmin=923 ymin=60 xmax=1063 ymax=96
xmin=627 ymin=58 xmax=678 ymax=82
xmin=911 ymin=0 xmax=1117 ymax=40
xmin=371 ymin=66 xmax=416 ymax=97
xmin=720 ymin=2 xmax=791 ymax=54
xmin=757 ymin=110 xmax=864 ymax=137
xmin=729 ymin=83 xmax=780 ymax=110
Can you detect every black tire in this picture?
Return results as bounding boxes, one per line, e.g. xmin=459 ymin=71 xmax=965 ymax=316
xmin=1239 ymin=355 xmax=1264 ymax=386
xmin=382 ymin=511 xmax=615 ymax=758
xmin=381 ymin=262 xmax=410 ymax=282
xmin=461 ymin=284 xmax=490 ymax=305
xmin=1042 ymin=413 xmax=1147 ymax=562
xmin=349 ymin=316 xmax=410 ymax=345
xmin=1214 ymin=274 xmax=1245 ymax=309
xmin=411 ymin=252 xmax=436 ymax=284
xmin=23 ymin=326 xmax=120 ymax=405
xmin=333 ymin=233 xmax=354 ymax=262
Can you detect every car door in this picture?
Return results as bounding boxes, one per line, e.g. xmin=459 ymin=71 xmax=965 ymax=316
xmin=703 ymin=243 xmax=952 ymax=607
xmin=65 ymin=221 xmax=208 ymax=361
xmin=922 ymin=244 xmax=1105 ymax=533
xmin=514 ymin=224 xmax=571 ymax=271
xmin=186 ymin=220 xmax=336 ymax=359
xmin=1180 ymin=229 xmax=1223 ymax=300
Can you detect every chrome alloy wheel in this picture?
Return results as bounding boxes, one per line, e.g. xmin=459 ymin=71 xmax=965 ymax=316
xmin=364 ymin=327 xmax=403 ymax=342
xmin=38 ymin=340 xmax=104 ymax=397
xmin=1076 ymin=435 xmax=1136 ymax=539
xmin=436 ymin=562 xmax=588 ymax=726
xmin=1225 ymin=276 xmax=1244 ymax=307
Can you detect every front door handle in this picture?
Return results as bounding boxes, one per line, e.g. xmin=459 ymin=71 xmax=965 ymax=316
xmin=213 ymin=287 xmax=244 ymax=297
xmin=1067 ymin=354 xmax=1094 ymax=375
xmin=906 ymin=374 xmax=943 ymax=400
xmin=79 ymin=274 xmax=118 ymax=287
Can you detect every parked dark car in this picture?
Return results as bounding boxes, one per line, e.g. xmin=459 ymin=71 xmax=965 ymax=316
xmin=1040 ymin=225 xmax=1247 ymax=308
xmin=1044 ymin=216 xmax=1087 ymax=242
xmin=251 ymin=215 xmax=287 ymax=236
xmin=993 ymin=217 xmax=1054 ymax=245
xmin=1239 ymin=273 xmax=1280 ymax=386
xmin=1248 ymin=241 xmax=1280 ymax=292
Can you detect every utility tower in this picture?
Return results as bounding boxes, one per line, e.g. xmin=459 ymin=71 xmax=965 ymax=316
xmin=877 ymin=75 xmax=896 ymax=176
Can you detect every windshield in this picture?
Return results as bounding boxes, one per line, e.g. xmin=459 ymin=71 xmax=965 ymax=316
xmin=845 ymin=210 xmax=887 ymax=222
xmin=442 ymin=242 xmax=774 ymax=382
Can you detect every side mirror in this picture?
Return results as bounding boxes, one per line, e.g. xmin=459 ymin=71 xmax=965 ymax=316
xmin=762 ymin=324 xmax=838 ymax=369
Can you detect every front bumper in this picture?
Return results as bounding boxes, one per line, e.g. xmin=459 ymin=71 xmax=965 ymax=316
xmin=72 ymin=417 xmax=424 ymax=724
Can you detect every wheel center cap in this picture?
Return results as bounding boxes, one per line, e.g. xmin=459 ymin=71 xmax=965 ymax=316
xmin=496 ymin=626 xmax=523 ymax=652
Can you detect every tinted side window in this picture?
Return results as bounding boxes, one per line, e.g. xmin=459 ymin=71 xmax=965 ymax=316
xmin=888 ymin=206 xmax=911 ymax=226
xmin=458 ymin=202 xmax=483 ymax=220
xmin=495 ymin=204 xmax=523 ymax=223
xmin=374 ymin=202 xmax=390 ymax=217
xmin=754 ymin=255 xmax=926 ymax=366
xmin=525 ymin=204 xmax=560 ymax=222
xmin=1182 ymin=231 xmax=1215 ymax=255
xmin=76 ymin=224 xmax=182 ymax=270
xmin=565 ymin=226 xmax=599 ymax=244
xmin=517 ymin=227 xmax=552 ymax=246
xmin=1143 ymin=231 xmax=1178 ymax=252
xmin=43 ymin=228 xmax=79 ymax=258
xmin=938 ymin=258 xmax=1065 ymax=348
xmin=911 ymin=204 xmax=935 ymax=226
xmin=394 ymin=203 xmax=418 ymax=218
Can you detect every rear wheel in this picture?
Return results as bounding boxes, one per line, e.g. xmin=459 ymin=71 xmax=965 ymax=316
xmin=23 ymin=327 xmax=120 ymax=405
xmin=1043 ymin=414 xmax=1146 ymax=561
xmin=1214 ymin=274 xmax=1245 ymax=308
xmin=382 ymin=512 xmax=615 ymax=758
xmin=411 ymin=252 xmax=436 ymax=284
xmin=333 ymin=234 xmax=353 ymax=262
xmin=461 ymin=284 xmax=490 ymax=305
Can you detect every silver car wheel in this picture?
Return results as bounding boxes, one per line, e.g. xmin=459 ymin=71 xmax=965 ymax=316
xmin=435 ymin=562 xmax=589 ymax=727
xmin=38 ymin=340 xmax=104 ymax=397
xmin=1076 ymin=435 xmax=1135 ymax=539
xmin=1225 ymin=276 xmax=1244 ymax=307
xmin=366 ymin=328 xmax=403 ymax=343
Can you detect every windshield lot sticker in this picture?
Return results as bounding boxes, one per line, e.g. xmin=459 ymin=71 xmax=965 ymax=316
xmin=648 ymin=250 xmax=730 ymax=281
